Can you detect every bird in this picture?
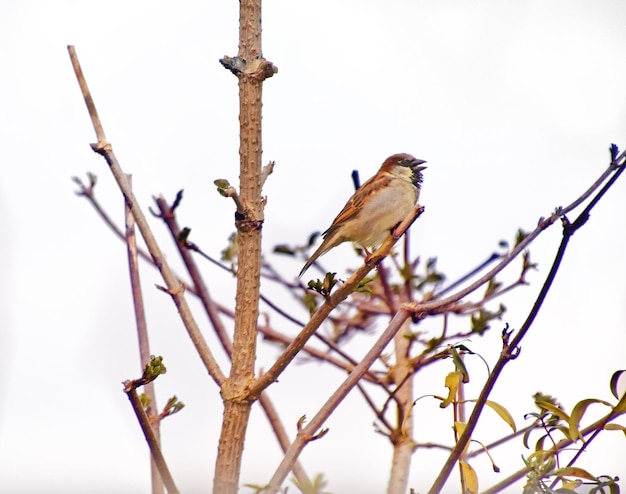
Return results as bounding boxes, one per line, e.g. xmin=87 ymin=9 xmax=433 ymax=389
xmin=299 ymin=153 xmax=427 ymax=278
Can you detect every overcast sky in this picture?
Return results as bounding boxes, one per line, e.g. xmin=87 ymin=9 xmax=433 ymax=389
xmin=1 ymin=1 xmax=626 ymax=493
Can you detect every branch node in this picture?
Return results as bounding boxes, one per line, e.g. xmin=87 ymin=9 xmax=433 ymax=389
xmin=505 ymin=345 xmax=521 ymax=360
xmin=156 ymin=282 xmax=186 ymax=296
xmin=219 ymin=55 xmax=278 ymax=81
xmin=89 ymin=140 xmax=112 ymax=156
xmin=247 ymin=57 xmax=278 ymax=81
xmin=296 ymin=415 xmax=307 ymax=433
xmin=296 ymin=415 xmax=329 ymax=442
xmin=236 ymin=218 xmax=264 ymax=233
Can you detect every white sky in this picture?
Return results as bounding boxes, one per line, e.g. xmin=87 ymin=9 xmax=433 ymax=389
xmin=1 ymin=1 xmax=626 ymax=493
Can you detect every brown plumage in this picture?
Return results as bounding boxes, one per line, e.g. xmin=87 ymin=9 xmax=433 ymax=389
xmin=299 ymin=153 xmax=426 ymax=277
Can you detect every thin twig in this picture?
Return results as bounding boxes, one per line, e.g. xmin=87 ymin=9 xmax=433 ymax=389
xmin=67 ymin=45 xmax=225 ymax=386
xmin=73 ymin=178 xmax=198 ymax=296
xmin=153 ymin=197 xmax=234 ymax=355
xmin=482 ymin=392 xmax=626 ymax=494
xmin=123 ymin=382 xmax=179 ymax=494
xmin=405 ymin=156 xmax=622 ymax=319
xmin=427 ymin=152 xmax=625 ymax=494
xmin=125 ymin=175 xmax=163 ymax=494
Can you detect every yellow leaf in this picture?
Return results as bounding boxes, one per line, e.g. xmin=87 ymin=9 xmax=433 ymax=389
xmin=455 ymin=421 xmax=467 ymax=437
xmin=536 ymin=400 xmax=570 ymax=422
xmin=558 ymin=466 xmax=596 ymax=480
xmin=440 ymin=372 xmax=461 ymax=408
xmin=460 ymin=460 xmax=479 ymax=494
xmin=561 ymin=478 xmax=582 ymax=490
xmin=569 ymin=398 xmax=612 ymax=442
xmin=604 ymin=423 xmax=626 ymax=436
xmin=483 ymin=400 xmax=516 ymax=433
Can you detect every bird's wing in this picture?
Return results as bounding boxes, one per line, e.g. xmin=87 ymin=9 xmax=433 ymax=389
xmin=322 ymin=171 xmax=394 ymax=239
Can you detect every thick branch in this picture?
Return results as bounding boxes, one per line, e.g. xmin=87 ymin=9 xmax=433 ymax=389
xmin=154 ymin=197 xmax=313 ymax=487
xmin=213 ymin=1 xmax=274 ymax=491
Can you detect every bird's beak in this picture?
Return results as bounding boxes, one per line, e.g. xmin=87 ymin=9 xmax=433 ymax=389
xmin=412 ymin=159 xmax=427 ymax=171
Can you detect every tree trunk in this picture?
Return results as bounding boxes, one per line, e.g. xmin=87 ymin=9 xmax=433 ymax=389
xmin=212 ymin=0 xmax=265 ymax=492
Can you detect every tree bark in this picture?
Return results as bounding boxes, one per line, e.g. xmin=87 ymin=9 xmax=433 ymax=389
xmin=387 ymin=319 xmax=416 ymax=494
xmin=213 ymin=0 xmax=265 ymax=492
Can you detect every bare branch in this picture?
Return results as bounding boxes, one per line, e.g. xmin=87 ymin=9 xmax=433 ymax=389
xmin=123 ymin=381 xmax=179 ymax=494
xmin=67 ymin=45 xmax=226 ymax=386
xmin=406 ymin=156 xmax=624 ymax=319
xmin=427 ymin=151 xmax=626 ymax=494
xmin=265 ymin=307 xmax=414 ymax=492
xmin=125 ymin=175 xmax=163 ymax=494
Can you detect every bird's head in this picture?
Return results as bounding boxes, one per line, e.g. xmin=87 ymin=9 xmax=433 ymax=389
xmin=382 ymin=153 xmax=427 ymax=188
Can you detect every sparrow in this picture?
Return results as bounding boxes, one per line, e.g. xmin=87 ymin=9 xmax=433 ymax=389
xmin=299 ymin=153 xmax=426 ymax=277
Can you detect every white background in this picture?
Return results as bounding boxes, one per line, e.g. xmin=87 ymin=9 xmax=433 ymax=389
xmin=1 ymin=1 xmax=625 ymax=493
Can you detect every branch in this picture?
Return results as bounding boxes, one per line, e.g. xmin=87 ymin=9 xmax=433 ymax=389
xmin=427 ymin=148 xmax=626 ymax=494
xmin=123 ymin=358 xmax=179 ymax=494
xmin=152 ymin=196 xmax=234 ymax=356
xmin=265 ymin=307 xmax=415 ymax=492
xmin=73 ymin=178 xmax=197 ymax=296
xmin=125 ymin=175 xmax=163 ymax=494
xmin=67 ymin=45 xmax=226 ymax=386
xmin=151 ymin=197 xmax=314 ymax=490
xmin=250 ymin=205 xmax=425 ymax=398
xmin=482 ymin=391 xmax=626 ymax=493
xmin=406 ymin=151 xmax=624 ymax=318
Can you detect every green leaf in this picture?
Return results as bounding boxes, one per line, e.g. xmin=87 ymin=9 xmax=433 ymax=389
xmin=221 ymin=233 xmax=239 ymax=262
xmin=142 ymin=355 xmax=167 ymax=384
xmin=214 ymin=178 xmax=233 ymax=197
xmin=302 ymin=293 xmax=318 ymax=315
xmin=449 ymin=346 xmax=470 ymax=383
xmin=139 ymin=393 xmax=152 ymax=408
xmin=306 ymin=273 xmax=338 ymax=297
xmin=355 ymin=276 xmax=375 ymax=293
xmin=470 ymin=304 xmax=505 ymax=335
xmin=214 ymin=178 xmax=230 ymax=188
xmin=163 ymin=395 xmax=185 ymax=417
xmin=484 ymin=278 xmax=502 ymax=297
xmin=514 ymin=228 xmax=529 ymax=247
xmin=273 ymin=244 xmax=296 ymax=256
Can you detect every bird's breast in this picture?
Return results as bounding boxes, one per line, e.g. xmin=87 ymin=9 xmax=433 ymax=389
xmin=345 ymin=180 xmax=417 ymax=248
